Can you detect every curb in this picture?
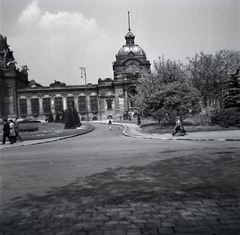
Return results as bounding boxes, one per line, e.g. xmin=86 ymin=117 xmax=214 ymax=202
xmin=0 ymin=125 xmax=95 ymax=149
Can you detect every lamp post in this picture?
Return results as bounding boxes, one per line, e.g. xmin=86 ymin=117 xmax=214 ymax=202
xmin=80 ymin=67 xmax=89 ymax=121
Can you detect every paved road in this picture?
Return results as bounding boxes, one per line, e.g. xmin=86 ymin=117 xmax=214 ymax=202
xmin=0 ymin=123 xmax=240 ymax=234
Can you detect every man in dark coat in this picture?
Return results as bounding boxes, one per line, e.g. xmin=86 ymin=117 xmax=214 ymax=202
xmin=1 ymin=119 xmax=13 ymax=144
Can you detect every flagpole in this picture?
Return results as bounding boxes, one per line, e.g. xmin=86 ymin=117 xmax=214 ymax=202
xmin=80 ymin=67 xmax=89 ymax=121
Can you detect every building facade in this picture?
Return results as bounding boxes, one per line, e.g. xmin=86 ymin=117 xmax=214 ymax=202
xmin=0 ymin=27 xmax=150 ymax=121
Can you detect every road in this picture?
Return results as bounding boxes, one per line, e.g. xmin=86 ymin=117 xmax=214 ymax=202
xmin=0 ymin=123 xmax=239 ymax=208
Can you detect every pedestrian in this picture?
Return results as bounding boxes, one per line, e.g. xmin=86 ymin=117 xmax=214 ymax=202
xmin=9 ymin=119 xmax=16 ymax=143
xmin=137 ymin=114 xmax=141 ymax=125
xmin=108 ymin=116 xmax=113 ymax=131
xmin=172 ymin=117 xmax=186 ymax=136
xmin=1 ymin=119 xmax=13 ymax=144
xmin=13 ymin=118 xmax=24 ymax=143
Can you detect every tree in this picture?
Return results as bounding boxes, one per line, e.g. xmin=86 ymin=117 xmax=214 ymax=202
xmin=187 ymin=50 xmax=240 ymax=108
xmin=223 ymin=69 xmax=240 ymax=110
xmin=134 ymin=57 xmax=201 ymax=124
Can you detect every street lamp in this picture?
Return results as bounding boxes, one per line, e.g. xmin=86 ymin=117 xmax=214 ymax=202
xmin=80 ymin=67 xmax=89 ymax=121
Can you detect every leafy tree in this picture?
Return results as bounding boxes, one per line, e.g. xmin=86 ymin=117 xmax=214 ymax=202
xmin=187 ymin=50 xmax=240 ymax=108
xmin=223 ymin=69 xmax=240 ymax=110
xmin=152 ymin=56 xmax=186 ymax=84
xmin=134 ymin=57 xmax=201 ymax=124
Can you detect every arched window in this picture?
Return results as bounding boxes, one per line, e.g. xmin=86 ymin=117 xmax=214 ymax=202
xmin=90 ymin=96 xmax=98 ymax=112
xmin=54 ymin=97 xmax=63 ymax=113
xmin=43 ymin=97 xmax=51 ymax=114
xmin=78 ymin=96 xmax=86 ymax=114
xmin=67 ymin=96 xmax=74 ymax=109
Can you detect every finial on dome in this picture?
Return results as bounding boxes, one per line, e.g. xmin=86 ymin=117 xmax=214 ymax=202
xmin=128 ymin=11 xmax=131 ymax=32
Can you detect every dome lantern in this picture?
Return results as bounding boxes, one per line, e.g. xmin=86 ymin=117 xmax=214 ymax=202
xmin=112 ymin=12 xmax=151 ymax=80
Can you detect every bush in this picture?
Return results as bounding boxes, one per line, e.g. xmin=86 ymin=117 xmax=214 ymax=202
xmin=55 ymin=111 xmax=61 ymax=123
xmin=210 ymin=108 xmax=240 ymax=127
xmin=61 ymin=110 xmax=65 ymax=123
xmin=191 ymin=108 xmax=211 ymax=126
xmin=73 ymin=108 xmax=81 ymax=127
xmin=64 ymin=109 xmax=76 ymax=129
xmin=48 ymin=111 xmax=54 ymax=123
xmin=19 ymin=118 xmax=40 ymax=123
xmin=19 ymin=124 xmax=39 ymax=132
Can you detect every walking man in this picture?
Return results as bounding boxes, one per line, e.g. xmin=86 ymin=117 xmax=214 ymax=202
xmin=172 ymin=117 xmax=186 ymax=136
xmin=1 ymin=119 xmax=13 ymax=145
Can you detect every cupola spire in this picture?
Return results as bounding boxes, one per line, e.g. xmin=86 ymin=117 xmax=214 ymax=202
xmin=125 ymin=12 xmax=135 ymax=45
xmin=128 ymin=11 xmax=131 ymax=32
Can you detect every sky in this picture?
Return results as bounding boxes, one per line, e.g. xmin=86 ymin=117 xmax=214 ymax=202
xmin=0 ymin=0 xmax=239 ymax=86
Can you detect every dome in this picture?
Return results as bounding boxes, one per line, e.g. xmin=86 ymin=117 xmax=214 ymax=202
xmin=117 ymin=45 xmax=146 ymax=57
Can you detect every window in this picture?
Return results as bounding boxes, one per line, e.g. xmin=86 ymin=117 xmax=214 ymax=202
xmin=19 ymin=99 xmax=27 ymax=115
xmin=90 ymin=96 xmax=98 ymax=112
xmin=54 ymin=97 xmax=63 ymax=113
xmin=31 ymin=98 xmax=39 ymax=115
xmin=78 ymin=96 xmax=86 ymax=113
xmin=43 ymin=98 xmax=51 ymax=114
xmin=67 ymin=97 xmax=74 ymax=109
xmin=5 ymin=86 xmax=12 ymax=95
xmin=106 ymin=99 xmax=113 ymax=110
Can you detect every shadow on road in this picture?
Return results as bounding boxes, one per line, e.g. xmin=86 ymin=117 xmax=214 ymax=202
xmin=1 ymin=148 xmax=240 ymax=234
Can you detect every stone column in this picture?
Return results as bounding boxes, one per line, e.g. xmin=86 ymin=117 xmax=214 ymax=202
xmin=74 ymin=96 xmax=78 ymax=111
xmin=39 ymin=98 xmax=43 ymax=115
xmin=51 ymin=98 xmax=55 ymax=114
xmin=63 ymin=96 xmax=67 ymax=110
xmin=27 ymin=98 xmax=31 ymax=115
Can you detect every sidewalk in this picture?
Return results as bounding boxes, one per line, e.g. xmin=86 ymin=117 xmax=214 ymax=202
xmin=117 ymin=122 xmax=240 ymax=141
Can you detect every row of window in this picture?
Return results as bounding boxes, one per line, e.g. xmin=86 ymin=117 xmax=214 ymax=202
xmin=19 ymin=96 xmax=113 ymax=115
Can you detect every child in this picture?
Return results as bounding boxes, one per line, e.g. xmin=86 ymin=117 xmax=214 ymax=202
xmin=108 ymin=117 xmax=113 ymax=131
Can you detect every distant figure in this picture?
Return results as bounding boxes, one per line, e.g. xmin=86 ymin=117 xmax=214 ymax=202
xmin=13 ymin=118 xmax=24 ymax=143
xmin=9 ymin=119 xmax=16 ymax=142
xmin=172 ymin=117 xmax=186 ymax=136
xmin=108 ymin=116 xmax=113 ymax=131
xmin=137 ymin=115 xmax=141 ymax=125
xmin=1 ymin=119 xmax=13 ymax=145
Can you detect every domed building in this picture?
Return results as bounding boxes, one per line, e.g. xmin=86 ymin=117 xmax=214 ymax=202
xmin=0 ymin=18 xmax=151 ymax=121
xmin=113 ymin=29 xmax=150 ymax=80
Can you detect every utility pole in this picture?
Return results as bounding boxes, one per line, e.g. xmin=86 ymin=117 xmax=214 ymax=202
xmin=80 ymin=67 xmax=89 ymax=121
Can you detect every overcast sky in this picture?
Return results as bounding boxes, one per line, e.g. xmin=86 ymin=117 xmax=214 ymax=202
xmin=0 ymin=0 xmax=239 ymax=86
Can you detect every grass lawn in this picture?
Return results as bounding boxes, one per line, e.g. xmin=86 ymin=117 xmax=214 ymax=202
xmin=0 ymin=122 xmax=94 ymax=141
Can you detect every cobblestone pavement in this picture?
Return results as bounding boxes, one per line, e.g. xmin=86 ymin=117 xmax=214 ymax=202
xmin=1 ymin=199 xmax=240 ymax=234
